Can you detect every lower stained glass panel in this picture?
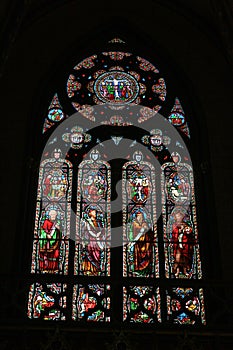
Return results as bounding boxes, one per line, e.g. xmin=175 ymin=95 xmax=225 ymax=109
xmin=72 ymin=284 xmax=111 ymax=322
xmin=28 ymin=283 xmax=67 ymax=320
xmin=166 ymin=287 xmax=206 ymax=325
xmin=123 ymin=286 xmax=161 ymax=323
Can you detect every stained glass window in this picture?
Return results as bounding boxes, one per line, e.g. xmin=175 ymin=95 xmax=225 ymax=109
xmin=30 ymin=149 xmax=72 ymax=275
xmin=28 ymin=283 xmax=67 ymax=320
xmin=122 ymin=151 xmax=159 ymax=278
xmin=166 ymin=287 xmax=205 ymax=325
xmin=72 ymin=284 xmax=111 ymax=322
xmin=168 ymin=98 xmax=190 ymax=138
xmin=123 ymin=286 xmax=161 ymax=323
xmin=161 ymin=152 xmax=202 ymax=280
xmin=29 ymin=39 xmax=206 ymax=326
xmin=75 ymin=150 xmax=111 ymax=276
xmin=42 ymin=94 xmax=66 ymax=133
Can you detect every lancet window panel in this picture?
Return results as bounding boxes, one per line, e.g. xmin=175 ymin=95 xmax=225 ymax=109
xmin=31 ymin=149 xmax=72 ymax=275
xmin=75 ymin=150 xmax=111 ymax=277
xmin=122 ymin=151 xmax=159 ymax=279
xmin=161 ymin=153 xmax=202 ymax=280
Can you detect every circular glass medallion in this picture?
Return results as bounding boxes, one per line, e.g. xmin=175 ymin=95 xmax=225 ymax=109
xmin=94 ymin=71 xmax=139 ymax=104
xmin=48 ymin=108 xmax=65 ymax=122
xmin=168 ymin=112 xmax=185 ymax=126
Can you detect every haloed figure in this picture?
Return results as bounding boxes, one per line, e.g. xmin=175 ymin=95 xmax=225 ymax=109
xmin=39 ymin=209 xmax=61 ymax=273
xmin=171 ymin=212 xmax=194 ymax=277
xmin=81 ymin=206 xmax=105 ymax=275
xmin=129 ymin=209 xmax=153 ymax=276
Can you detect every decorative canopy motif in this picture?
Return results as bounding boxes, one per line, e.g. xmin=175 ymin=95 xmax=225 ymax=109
xmin=94 ymin=70 xmax=140 ymax=104
xmin=62 ymin=126 xmax=91 ymax=149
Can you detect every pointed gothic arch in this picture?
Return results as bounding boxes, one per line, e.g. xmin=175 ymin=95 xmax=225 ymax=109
xmin=27 ymin=34 xmax=207 ymax=326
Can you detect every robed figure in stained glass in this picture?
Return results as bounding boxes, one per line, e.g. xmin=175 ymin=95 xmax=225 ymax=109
xmin=171 ymin=211 xmax=194 ymax=277
xmin=128 ymin=208 xmax=153 ymax=275
xmin=38 ymin=209 xmax=61 ymax=273
xmin=81 ymin=206 xmax=105 ymax=275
